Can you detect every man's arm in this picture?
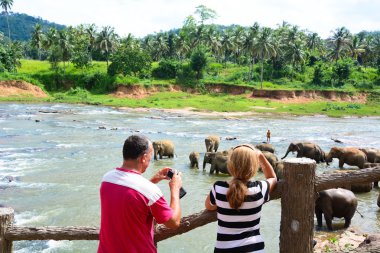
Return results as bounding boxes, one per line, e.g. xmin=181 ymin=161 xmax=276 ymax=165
xmin=163 ymin=172 xmax=182 ymax=228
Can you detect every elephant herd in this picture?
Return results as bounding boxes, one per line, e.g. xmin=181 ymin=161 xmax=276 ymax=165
xmin=152 ymin=136 xmax=380 ymax=231
xmin=153 ymin=137 xmax=380 ymax=178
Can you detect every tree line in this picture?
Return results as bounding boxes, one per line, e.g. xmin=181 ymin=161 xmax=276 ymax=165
xmin=1 ymin=4 xmax=380 ymax=90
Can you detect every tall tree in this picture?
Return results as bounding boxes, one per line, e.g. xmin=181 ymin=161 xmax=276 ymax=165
xmin=31 ymin=23 xmax=44 ymax=60
xmin=57 ymin=29 xmax=72 ymax=71
xmin=0 ymin=0 xmax=13 ymax=40
xmin=243 ymin=22 xmax=260 ymax=79
xmin=328 ymin=27 xmax=350 ymax=61
xmin=252 ymin=27 xmax=277 ymax=89
xmin=96 ymin=26 xmax=117 ymax=68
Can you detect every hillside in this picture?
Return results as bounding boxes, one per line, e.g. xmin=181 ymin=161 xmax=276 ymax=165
xmin=0 ymin=12 xmax=65 ymax=41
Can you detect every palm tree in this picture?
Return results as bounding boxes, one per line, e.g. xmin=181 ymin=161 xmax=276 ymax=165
xmin=0 ymin=0 xmax=13 ymax=40
xmin=328 ymin=27 xmax=350 ymax=61
xmin=96 ymin=26 xmax=116 ymax=68
xmin=286 ymin=41 xmax=306 ymax=78
xmin=252 ymin=27 xmax=277 ymax=89
xmin=31 ymin=24 xmax=44 ymax=60
xmin=57 ymin=29 xmax=72 ymax=71
xmin=85 ymin=24 xmax=97 ymax=60
xmin=220 ymin=28 xmax=234 ymax=67
xmin=243 ymin=22 xmax=260 ymax=79
xmin=348 ymin=35 xmax=365 ymax=63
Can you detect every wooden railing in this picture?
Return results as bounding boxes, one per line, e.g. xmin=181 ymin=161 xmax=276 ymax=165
xmin=1 ymin=158 xmax=380 ymax=253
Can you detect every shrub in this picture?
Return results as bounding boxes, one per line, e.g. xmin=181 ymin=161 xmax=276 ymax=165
xmin=206 ymin=62 xmax=223 ymax=76
xmin=151 ymin=59 xmax=179 ymax=79
xmin=190 ymin=46 xmax=207 ymax=79
xmin=332 ymin=58 xmax=354 ymax=87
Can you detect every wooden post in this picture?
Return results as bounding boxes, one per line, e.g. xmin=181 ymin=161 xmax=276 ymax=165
xmin=0 ymin=208 xmax=14 ymax=253
xmin=279 ymin=158 xmax=316 ymax=253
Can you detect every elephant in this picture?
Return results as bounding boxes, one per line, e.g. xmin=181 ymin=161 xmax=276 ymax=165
xmin=261 ymin=151 xmax=279 ymax=169
xmin=203 ymin=151 xmax=230 ymax=174
xmin=210 ymin=152 xmax=230 ymax=175
xmin=377 ymin=192 xmax=380 ymax=208
xmin=274 ymin=161 xmax=284 ymax=181
xmin=359 ymin=148 xmax=380 ymax=163
xmin=282 ymin=142 xmax=326 ymax=163
xmin=205 ymin=135 xmax=220 ymax=152
xmin=315 ymin=188 xmax=358 ymax=231
xmin=189 ymin=151 xmax=200 ymax=169
xmin=152 ymin=140 xmax=175 ymax=160
xmin=326 ymin=147 xmax=367 ymax=169
xmin=255 ymin=143 xmax=275 ymax=153
xmin=203 ymin=152 xmax=216 ymax=170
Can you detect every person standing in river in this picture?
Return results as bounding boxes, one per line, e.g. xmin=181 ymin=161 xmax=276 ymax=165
xmin=98 ymin=135 xmax=182 ymax=253
xmin=205 ymin=144 xmax=277 ymax=252
xmin=266 ymin=129 xmax=271 ymax=143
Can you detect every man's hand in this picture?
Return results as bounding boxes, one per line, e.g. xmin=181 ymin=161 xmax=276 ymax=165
xmin=169 ymin=170 xmax=182 ymax=193
xmin=150 ymin=167 xmax=171 ymax=184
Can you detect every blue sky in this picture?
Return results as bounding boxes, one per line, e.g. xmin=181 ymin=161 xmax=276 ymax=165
xmin=11 ymin=0 xmax=380 ymax=39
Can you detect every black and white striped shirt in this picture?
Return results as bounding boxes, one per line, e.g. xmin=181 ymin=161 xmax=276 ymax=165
xmin=209 ymin=180 xmax=270 ymax=253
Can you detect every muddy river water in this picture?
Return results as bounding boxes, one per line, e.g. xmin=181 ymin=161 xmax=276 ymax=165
xmin=1 ymin=103 xmax=380 ymax=252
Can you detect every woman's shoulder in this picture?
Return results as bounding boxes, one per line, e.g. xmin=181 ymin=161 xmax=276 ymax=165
xmin=213 ymin=180 xmax=229 ymax=187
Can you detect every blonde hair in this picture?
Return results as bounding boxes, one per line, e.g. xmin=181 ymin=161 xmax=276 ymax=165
xmin=226 ymin=145 xmax=259 ymax=210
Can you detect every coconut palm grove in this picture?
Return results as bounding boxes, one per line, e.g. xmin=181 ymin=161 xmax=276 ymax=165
xmin=0 ymin=4 xmax=379 ymax=109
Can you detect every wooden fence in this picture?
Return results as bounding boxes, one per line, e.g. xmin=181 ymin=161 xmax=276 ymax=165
xmin=1 ymin=158 xmax=380 ymax=253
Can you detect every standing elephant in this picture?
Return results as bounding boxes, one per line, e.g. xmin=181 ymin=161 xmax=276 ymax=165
xmin=210 ymin=152 xmax=229 ymax=174
xmin=315 ymin=188 xmax=357 ymax=230
xmin=326 ymin=147 xmax=367 ymax=169
xmin=255 ymin=143 xmax=275 ymax=153
xmin=205 ymin=135 xmax=220 ymax=152
xmin=274 ymin=161 xmax=284 ymax=181
xmin=261 ymin=151 xmax=279 ymax=169
xmin=203 ymin=151 xmax=230 ymax=174
xmin=359 ymin=148 xmax=380 ymax=163
xmin=152 ymin=140 xmax=175 ymax=160
xmin=282 ymin=142 xmax=326 ymax=163
xmin=203 ymin=152 xmax=216 ymax=170
xmin=189 ymin=151 xmax=200 ymax=169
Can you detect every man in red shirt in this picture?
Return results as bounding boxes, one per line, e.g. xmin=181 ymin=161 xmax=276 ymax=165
xmin=98 ymin=135 xmax=182 ymax=253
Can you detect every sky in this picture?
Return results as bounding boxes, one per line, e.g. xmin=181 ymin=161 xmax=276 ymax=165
xmin=11 ymin=0 xmax=380 ymax=39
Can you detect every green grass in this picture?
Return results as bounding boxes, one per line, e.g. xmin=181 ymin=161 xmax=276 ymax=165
xmin=6 ymin=89 xmax=368 ymax=117
xmin=17 ymin=59 xmax=108 ymax=75
xmin=2 ymin=59 xmax=379 ymax=117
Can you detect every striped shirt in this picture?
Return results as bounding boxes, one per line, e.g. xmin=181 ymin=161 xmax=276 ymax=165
xmin=209 ymin=180 xmax=270 ymax=253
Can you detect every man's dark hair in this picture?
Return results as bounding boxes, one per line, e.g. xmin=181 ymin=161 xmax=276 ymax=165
xmin=123 ymin=135 xmax=150 ymax=160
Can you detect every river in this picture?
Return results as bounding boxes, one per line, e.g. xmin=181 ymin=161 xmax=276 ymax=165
xmin=1 ymin=103 xmax=380 ymax=252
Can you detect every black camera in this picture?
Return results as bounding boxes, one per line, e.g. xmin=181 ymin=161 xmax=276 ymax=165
xmin=167 ymin=169 xmax=187 ymax=199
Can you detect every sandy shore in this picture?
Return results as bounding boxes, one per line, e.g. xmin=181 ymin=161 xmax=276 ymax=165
xmin=117 ymin=106 xmax=262 ymax=118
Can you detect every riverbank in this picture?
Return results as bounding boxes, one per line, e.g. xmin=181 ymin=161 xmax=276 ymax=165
xmin=1 ymin=80 xmax=379 ymax=117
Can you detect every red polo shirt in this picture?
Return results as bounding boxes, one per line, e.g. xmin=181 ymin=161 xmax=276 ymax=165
xmin=98 ymin=168 xmax=173 ymax=253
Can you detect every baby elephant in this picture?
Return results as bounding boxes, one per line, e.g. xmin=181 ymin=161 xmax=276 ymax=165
xmin=189 ymin=151 xmax=200 ymax=169
xmin=315 ymin=188 xmax=357 ymax=231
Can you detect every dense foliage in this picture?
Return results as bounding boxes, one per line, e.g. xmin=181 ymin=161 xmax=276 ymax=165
xmin=0 ymin=6 xmax=379 ymax=93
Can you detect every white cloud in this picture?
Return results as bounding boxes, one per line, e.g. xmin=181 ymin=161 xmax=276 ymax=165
xmin=11 ymin=0 xmax=380 ymax=38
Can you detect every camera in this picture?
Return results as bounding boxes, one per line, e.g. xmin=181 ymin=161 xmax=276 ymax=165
xmin=167 ymin=169 xmax=187 ymax=199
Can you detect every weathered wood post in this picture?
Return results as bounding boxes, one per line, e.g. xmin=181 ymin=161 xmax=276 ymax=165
xmin=279 ymin=158 xmax=316 ymax=253
xmin=0 ymin=208 xmax=14 ymax=253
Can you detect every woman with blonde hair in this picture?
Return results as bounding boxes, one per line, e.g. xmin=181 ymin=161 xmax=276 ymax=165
xmin=205 ymin=144 xmax=277 ymax=253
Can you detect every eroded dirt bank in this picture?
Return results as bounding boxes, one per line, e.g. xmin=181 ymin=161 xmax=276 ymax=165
xmin=113 ymin=84 xmax=368 ymax=103
xmin=0 ymin=80 xmax=47 ymax=98
xmin=0 ymin=80 xmax=368 ymax=103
